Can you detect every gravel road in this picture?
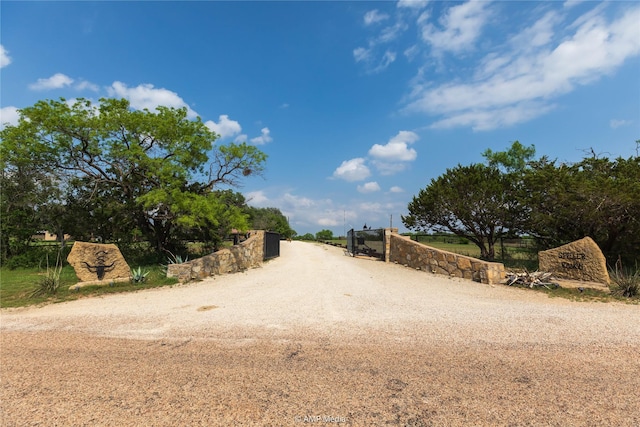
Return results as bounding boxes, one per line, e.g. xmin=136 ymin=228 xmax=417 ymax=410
xmin=2 ymin=241 xmax=639 ymax=426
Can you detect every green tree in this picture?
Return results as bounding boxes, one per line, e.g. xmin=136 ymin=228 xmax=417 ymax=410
xmin=522 ymin=153 xmax=640 ymax=264
xmin=482 ymin=140 xmax=536 ymax=173
xmin=0 ymin=97 xmax=267 ymax=255
xmin=297 ymin=233 xmax=315 ymax=241
xmin=247 ymin=206 xmax=295 ymax=238
xmin=315 ymin=229 xmax=334 ymax=241
xmin=0 ymin=122 xmax=72 ymax=260
xmin=0 ymin=156 xmax=50 ymax=260
xmin=403 ymin=164 xmax=521 ymax=260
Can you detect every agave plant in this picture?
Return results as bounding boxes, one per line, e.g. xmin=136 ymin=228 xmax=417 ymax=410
xmin=130 ymin=266 xmax=150 ymax=284
xmin=167 ymin=253 xmax=189 ymax=264
xmin=610 ymin=264 xmax=639 ymax=298
xmin=161 ymin=252 xmax=189 ymax=275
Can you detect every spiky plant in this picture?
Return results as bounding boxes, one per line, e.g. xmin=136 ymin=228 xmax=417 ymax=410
xmin=130 ymin=266 xmax=151 ymax=284
xmin=31 ymin=250 xmax=63 ymax=297
xmin=610 ymin=263 xmax=639 ymax=298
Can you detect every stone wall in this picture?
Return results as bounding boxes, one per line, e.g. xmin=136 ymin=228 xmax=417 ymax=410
xmin=387 ymin=232 xmax=505 ymax=285
xmin=167 ymin=230 xmax=265 ymax=282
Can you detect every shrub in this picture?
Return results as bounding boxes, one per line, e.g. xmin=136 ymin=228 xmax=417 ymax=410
xmin=5 ymin=245 xmax=70 ymax=269
xmin=130 ymin=266 xmax=150 ymax=284
xmin=30 ymin=250 xmax=63 ymax=297
xmin=161 ymin=252 xmax=189 ymax=275
xmin=610 ymin=263 xmax=639 ymax=298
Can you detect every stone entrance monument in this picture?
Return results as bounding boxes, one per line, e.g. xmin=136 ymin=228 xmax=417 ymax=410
xmin=538 ymin=237 xmax=610 ymax=285
xmin=67 ymin=241 xmax=131 ymax=287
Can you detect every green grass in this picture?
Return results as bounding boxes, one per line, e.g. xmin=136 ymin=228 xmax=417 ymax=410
xmin=324 ymin=239 xmax=347 ymax=246
xmin=0 ymin=265 xmax=178 ymax=308
xmin=519 ymin=282 xmax=638 ymax=303
xmin=411 ymin=241 xmax=538 ymax=270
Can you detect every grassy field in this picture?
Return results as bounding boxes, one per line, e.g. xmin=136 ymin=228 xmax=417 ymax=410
xmin=0 ymin=265 xmax=178 ymax=308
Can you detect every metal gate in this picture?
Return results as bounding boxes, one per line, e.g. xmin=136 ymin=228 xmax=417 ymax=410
xmin=264 ymin=231 xmax=281 ymax=260
xmin=347 ymin=228 xmax=384 ymax=260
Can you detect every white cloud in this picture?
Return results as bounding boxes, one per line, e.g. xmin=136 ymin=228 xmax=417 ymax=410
xmin=28 ymin=74 xmax=99 ymax=92
xmin=304 ymin=204 xmax=350 ymax=230
xmin=245 ymin=190 xmax=270 ymax=206
xmin=29 ymin=73 xmax=74 ymax=90
xmin=234 ymin=134 xmax=248 ymax=143
xmin=318 ymin=217 xmax=340 ymax=227
xmin=245 ymin=189 xmax=338 ymax=231
xmin=75 ymin=80 xmax=100 ymax=92
xmin=364 ymin=9 xmax=389 ymax=26
xmin=282 ymin=192 xmax=316 ymax=209
xmin=371 ymin=50 xmax=397 ymax=73
xmin=430 ymin=103 xmax=556 ymax=131
xmin=250 ymin=127 xmax=273 ymax=145
xmin=405 ymin=5 xmax=640 ymax=130
xmin=419 ymin=1 xmax=492 ymax=53
xmin=389 ymin=186 xmax=404 ymax=193
xmin=610 ymin=119 xmax=632 ymax=129
xmin=359 ymin=201 xmax=383 ymax=211
xmin=107 ymin=81 xmax=198 ymax=119
xmin=354 ymin=9 xmax=407 ymax=73
xmin=353 ymin=47 xmax=372 ymax=63
xmin=378 ymin=21 xmax=408 ymax=44
xmin=204 ymin=115 xmax=242 ymax=139
xmin=332 ymin=158 xmax=371 ymax=182
xmin=0 ymin=45 xmax=11 ymax=68
xmin=0 ymin=106 xmax=19 ymax=130
xmin=369 ymin=130 xmax=419 ymax=161
xmin=564 ymin=0 xmax=587 ymax=9
xmin=355 ymin=45 xmax=396 ymax=73
xmin=367 ymin=131 xmax=419 ymax=175
xmin=508 ymin=11 xmax=560 ymax=54
xmin=404 ymin=44 xmax=420 ymax=61
xmin=372 ymin=160 xmax=411 ymax=176
xmin=242 ymin=188 xmax=408 ymax=236
xmin=357 ymin=181 xmax=381 ymax=193
xmin=397 ymin=0 xmax=429 ymax=9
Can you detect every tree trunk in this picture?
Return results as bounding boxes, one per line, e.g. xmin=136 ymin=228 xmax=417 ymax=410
xmin=486 ymin=240 xmax=495 ymax=261
xmin=477 ymin=241 xmax=490 ymax=260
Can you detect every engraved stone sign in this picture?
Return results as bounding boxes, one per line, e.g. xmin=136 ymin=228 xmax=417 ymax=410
xmin=538 ymin=237 xmax=610 ymax=285
xmin=67 ymin=241 xmax=131 ymax=283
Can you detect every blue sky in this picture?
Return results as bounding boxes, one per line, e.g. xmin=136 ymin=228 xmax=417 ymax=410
xmin=1 ymin=1 xmax=639 ymax=237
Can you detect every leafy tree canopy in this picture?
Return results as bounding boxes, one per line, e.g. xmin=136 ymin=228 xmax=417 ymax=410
xmin=522 ymin=153 xmax=640 ymax=264
xmin=297 ymin=233 xmax=316 ymax=241
xmin=0 ymin=97 xmax=267 ymax=256
xmin=315 ymin=229 xmax=334 ymax=241
xmin=403 ymin=140 xmax=638 ymax=265
xmin=482 ymin=140 xmax=536 ymax=173
xmin=403 ymin=163 xmax=520 ymax=260
xmin=247 ymin=206 xmax=295 ymax=238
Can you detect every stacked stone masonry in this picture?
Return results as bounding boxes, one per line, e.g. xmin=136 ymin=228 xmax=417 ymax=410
xmin=167 ymin=231 xmax=265 ymax=282
xmin=388 ymin=232 xmax=505 ymax=285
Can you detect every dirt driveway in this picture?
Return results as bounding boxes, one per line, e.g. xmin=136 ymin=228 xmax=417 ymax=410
xmin=2 ymin=241 xmax=639 ymax=426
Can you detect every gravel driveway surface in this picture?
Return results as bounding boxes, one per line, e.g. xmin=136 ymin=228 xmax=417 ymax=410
xmin=2 ymin=241 xmax=639 ymax=426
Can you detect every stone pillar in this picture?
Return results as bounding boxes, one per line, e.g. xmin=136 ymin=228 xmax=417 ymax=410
xmin=384 ymin=228 xmax=398 ymax=263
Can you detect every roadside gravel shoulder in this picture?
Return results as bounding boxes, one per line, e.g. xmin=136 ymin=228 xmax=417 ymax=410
xmin=2 ymin=241 xmax=639 ymax=426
